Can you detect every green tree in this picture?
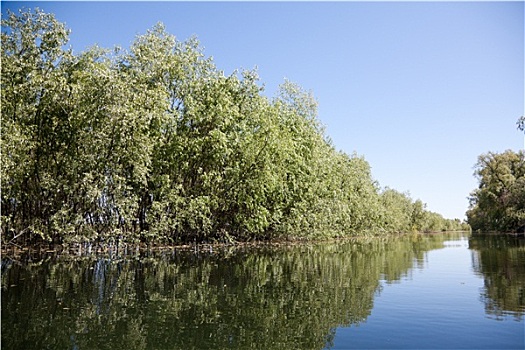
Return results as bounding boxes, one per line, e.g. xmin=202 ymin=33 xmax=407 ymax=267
xmin=2 ymin=9 xmax=465 ymax=247
xmin=467 ymin=150 xmax=525 ymax=232
xmin=379 ymin=188 xmax=413 ymax=233
xmin=1 ymin=8 xmax=73 ymax=242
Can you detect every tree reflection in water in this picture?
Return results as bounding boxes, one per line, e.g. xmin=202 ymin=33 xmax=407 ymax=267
xmin=3 ymin=233 xmax=520 ymax=349
xmin=469 ymin=234 xmax=525 ymax=320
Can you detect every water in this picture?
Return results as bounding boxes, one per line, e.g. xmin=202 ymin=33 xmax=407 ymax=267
xmin=2 ymin=233 xmax=524 ymax=349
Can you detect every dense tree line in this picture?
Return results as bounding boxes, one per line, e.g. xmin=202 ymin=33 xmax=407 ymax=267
xmin=1 ymin=9 xmax=466 ymax=246
xmin=467 ymin=149 xmax=525 ymax=232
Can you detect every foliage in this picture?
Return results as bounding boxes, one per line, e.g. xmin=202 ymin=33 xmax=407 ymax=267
xmin=378 ymin=189 xmax=468 ymax=234
xmin=1 ymin=9 xmax=465 ymax=246
xmin=467 ymin=150 xmax=525 ymax=232
xmin=517 ymin=116 xmax=525 ymax=134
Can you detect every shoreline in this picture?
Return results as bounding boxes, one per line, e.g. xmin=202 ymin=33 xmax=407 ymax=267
xmin=0 ymin=231 xmax=473 ymax=261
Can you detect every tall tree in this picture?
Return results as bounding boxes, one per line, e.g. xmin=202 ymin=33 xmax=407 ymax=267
xmin=2 ymin=9 xmax=466 ymax=247
xmin=467 ymin=150 xmax=525 ymax=232
xmin=1 ymin=9 xmax=73 ymax=242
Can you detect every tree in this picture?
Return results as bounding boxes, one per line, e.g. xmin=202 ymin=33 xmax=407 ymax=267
xmin=2 ymin=9 xmax=465 ymax=247
xmin=467 ymin=150 xmax=525 ymax=232
xmin=1 ymin=8 xmax=73 ymax=242
xmin=517 ymin=116 xmax=525 ymax=134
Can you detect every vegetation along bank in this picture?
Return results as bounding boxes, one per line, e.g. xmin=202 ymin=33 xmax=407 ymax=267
xmin=1 ymin=9 xmax=469 ymax=248
xmin=467 ymin=148 xmax=525 ymax=234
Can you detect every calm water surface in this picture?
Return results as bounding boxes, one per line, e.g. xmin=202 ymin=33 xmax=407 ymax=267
xmin=2 ymin=233 xmax=524 ymax=349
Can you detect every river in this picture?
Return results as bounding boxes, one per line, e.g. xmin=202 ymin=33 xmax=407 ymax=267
xmin=1 ymin=232 xmax=523 ymax=349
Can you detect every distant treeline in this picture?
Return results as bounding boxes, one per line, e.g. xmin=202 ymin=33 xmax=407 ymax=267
xmin=1 ymin=9 xmax=468 ymax=247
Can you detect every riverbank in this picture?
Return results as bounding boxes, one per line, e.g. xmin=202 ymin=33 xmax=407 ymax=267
xmin=2 ymin=9 xmax=468 ymax=251
xmin=1 ymin=230 xmax=471 ymax=261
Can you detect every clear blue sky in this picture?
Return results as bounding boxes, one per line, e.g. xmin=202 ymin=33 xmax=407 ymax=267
xmin=2 ymin=1 xmax=523 ymax=220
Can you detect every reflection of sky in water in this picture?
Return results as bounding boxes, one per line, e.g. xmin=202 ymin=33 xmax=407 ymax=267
xmin=2 ymin=233 xmax=523 ymax=350
xmin=330 ymin=235 xmax=524 ymax=349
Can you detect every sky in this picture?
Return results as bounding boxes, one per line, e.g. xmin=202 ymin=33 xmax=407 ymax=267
xmin=2 ymin=1 xmax=524 ymax=220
